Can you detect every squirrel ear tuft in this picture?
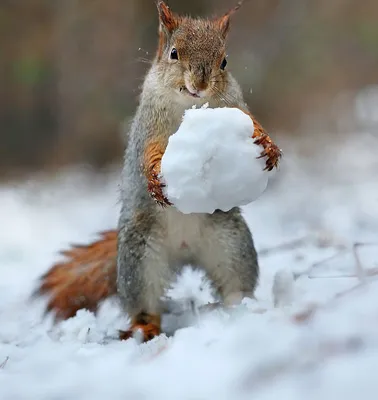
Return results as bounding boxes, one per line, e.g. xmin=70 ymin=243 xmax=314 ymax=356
xmin=156 ymin=1 xmax=178 ymax=34
xmin=217 ymin=0 xmax=244 ymax=38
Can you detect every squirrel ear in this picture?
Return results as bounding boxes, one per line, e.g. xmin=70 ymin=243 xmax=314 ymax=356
xmin=156 ymin=1 xmax=178 ymax=34
xmin=217 ymin=0 xmax=244 ymax=38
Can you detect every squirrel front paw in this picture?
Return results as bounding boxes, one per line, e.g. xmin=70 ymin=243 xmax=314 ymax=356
xmin=238 ymin=109 xmax=282 ymax=172
xmin=147 ymin=170 xmax=172 ymax=207
xmin=254 ymin=134 xmax=282 ymax=171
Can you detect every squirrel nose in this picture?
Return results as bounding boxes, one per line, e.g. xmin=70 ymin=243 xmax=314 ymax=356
xmin=195 ymin=65 xmax=209 ymax=90
xmin=192 ymin=79 xmax=208 ymax=92
xmin=189 ymin=64 xmax=210 ymax=92
xmin=193 ymin=81 xmax=208 ymax=92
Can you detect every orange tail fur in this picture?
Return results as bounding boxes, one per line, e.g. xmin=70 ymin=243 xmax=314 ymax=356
xmin=36 ymin=230 xmax=118 ymax=320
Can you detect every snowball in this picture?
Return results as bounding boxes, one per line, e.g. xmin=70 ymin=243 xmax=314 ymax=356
xmin=161 ymin=106 xmax=269 ymax=214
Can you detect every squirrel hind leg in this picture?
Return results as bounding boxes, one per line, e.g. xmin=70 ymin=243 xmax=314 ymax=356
xmin=117 ymin=212 xmax=172 ymax=342
xmin=198 ymin=211 xmax=259 ymax=306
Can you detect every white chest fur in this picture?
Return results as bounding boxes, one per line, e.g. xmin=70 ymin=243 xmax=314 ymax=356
xmin=162 ymin=207 xmax=206 ymax=255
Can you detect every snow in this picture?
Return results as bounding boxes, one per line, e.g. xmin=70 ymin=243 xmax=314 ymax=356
xmin=1 ymin=131 xmax=378 ymax=399
xmin=272 ymin=268 xmax=295 ymax=307
xmin=161 ymin=105 xmax=269 ymax=214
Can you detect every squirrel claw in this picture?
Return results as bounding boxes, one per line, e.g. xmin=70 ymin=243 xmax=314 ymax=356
xmin=254 ymin=136 xmax=282 ymax=171
xmin=147 ymin=171 xmax=172 ymax=207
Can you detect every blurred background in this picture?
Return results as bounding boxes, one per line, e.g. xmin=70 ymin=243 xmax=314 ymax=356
xmin=1 ymin=0 xmax=378 ymax=179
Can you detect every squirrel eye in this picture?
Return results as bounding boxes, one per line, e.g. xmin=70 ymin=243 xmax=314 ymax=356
xmin=170 ymin=48 xmax=178 ymax=60
xmin=220 ymin=58 xmax=227 ymax=70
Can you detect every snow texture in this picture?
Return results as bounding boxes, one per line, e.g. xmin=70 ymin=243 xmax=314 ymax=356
xmin=1 ymin=130 xmax=378 ymax=399
xmin=161 ymin=105 xmax=269 ymax=214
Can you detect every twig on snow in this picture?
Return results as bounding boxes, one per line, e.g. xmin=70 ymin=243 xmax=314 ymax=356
xmin=307 ymin=249 xmax=348 ymax=279
xmin=0 ymin=356 xmax=9 ymax=369
xmin=258 ymin=236 xmax=311 ymax=257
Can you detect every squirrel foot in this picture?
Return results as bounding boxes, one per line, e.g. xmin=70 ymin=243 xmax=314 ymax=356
xmin=147 ymin=171 xmax=172 ymax=207
xmin=119 ymin=323 xmax=161 ymax=342
xmin=119 ymin=312 xmax=161 ymax=342
xmin=254 ymin=134 xmax=282 ymax=171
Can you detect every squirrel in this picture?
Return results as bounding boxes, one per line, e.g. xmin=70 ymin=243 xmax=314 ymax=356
xmin=36 ymin=1 xmax=282 ymax=342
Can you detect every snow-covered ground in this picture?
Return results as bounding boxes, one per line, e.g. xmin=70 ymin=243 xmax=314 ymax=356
xmin=0 ymin=132 xmax=378 ymax=399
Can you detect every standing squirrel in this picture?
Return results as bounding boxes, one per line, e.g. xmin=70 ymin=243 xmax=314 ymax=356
xmin=36 ymin=1 xmax=281 ymax=342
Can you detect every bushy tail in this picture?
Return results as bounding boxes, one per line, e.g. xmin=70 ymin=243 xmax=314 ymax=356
xmin=36 ymin=230 xmax=118 ymax=320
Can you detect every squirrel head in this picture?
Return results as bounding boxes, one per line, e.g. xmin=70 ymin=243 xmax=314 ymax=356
xmin=154 ymin=1 xmax=243 ymax=100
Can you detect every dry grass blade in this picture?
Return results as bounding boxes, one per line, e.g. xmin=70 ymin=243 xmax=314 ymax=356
xmin=0 ymin=356 xmax=9 ymax=369
xmin=259 ymin=236 xmax=311 ymax=257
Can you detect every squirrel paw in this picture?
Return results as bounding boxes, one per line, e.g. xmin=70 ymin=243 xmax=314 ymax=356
xmin=119 ymin=312 xmax=161 ymax=343
xmin=254 ymin=135 xmax=282 ymax=171
xmin=147 ymin=171 xmax=172 ymax=207
xmin=119 ymin=323 xmax=161 ymax=343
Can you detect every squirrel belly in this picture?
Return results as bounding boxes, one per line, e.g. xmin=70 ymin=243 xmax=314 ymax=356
xmin=35 ymin=1 xmax=282 ymax=342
